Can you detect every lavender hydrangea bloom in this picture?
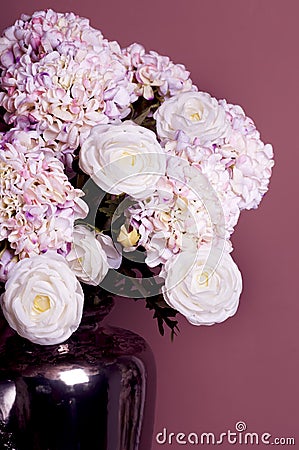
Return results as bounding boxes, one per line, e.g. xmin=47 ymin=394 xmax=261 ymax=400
xmin=121 ymin=43 xmax=196 ymax=100
xmin=0 ymin=129 xmax=88 ymax=269
xmin=0 ymin=10 xmax=137 ymax=162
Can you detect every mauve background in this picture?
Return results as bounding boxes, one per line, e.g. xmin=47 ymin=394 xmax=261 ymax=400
xmin=1 ymin=0 xmax=298 ymax=448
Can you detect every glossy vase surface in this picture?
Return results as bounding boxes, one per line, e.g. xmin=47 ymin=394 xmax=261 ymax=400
xmin=0 ymin=300 xmax=156 ymax=450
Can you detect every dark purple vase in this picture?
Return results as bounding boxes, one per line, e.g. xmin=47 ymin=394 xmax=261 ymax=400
xmin=0 ymin=297 xmax=156 ymax=450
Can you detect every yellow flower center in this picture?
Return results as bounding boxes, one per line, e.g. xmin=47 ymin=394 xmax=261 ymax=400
xmin=33 ymin=295 xmax=51 ymax=314
xmin=190 ymin=112 xmax=201 ymax=121
xmin=122 ymin=151 xmax=136 ymax=167
xmin=198 ymin=271 xmax=210 ymax=287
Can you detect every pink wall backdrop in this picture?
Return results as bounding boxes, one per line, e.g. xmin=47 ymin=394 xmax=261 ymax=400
xmin=1 ymin=1 xmax=298 ymax=448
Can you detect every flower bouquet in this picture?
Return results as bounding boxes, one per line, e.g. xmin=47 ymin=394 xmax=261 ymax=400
xmin=0 ymin=9 xmax=274 ymax=346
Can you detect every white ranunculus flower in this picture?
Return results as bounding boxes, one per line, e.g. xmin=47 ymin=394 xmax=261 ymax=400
xmin=66 ymin=225 xmax=121 ymax=286
xmin=162 ymin=245 xmax=242 ymax=326
xmin=154 ymin=91 xmax=230 ymax=144
xmin=79 ymin=121 xmax=166 ymax=197
xmin=1 ymin=252 xmax=84 ymax=345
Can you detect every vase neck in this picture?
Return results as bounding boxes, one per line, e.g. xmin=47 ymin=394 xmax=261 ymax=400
xmin=81 ymin=286 xmax=115 ymax=326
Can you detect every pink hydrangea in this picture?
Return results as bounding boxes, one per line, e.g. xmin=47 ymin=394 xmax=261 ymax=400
xmin=163 ymin=135 xmax=240 ymax=235
xmin=0 ymin=9 xmax=106 ymax=63
xmin=219 ymin=131 xmax=274 ymax=210
xmin=0 ymin=10 xmax=137 ymax=163
xmin=218 ymin=100 xmax=274 ymax=209
xmin=124 ymin=157 xmax=228 ymax=267
xmin=121 ymin=43 xmax=196 ymax=101
xmin=157 ymin=99 xmax=274 ymax=214
xmin=0 ymin=245 xmax=17 ymax=283
xmin=219 ymin=99 xmax=260 ymax=140
xmin=0 ymin=129 xmax=88 ymax=272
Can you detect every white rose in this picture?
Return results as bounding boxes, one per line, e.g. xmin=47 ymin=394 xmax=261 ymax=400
xmin=162 ymin=245 xmax=242 ymax=326
xmin=66 ymin=225 xmax=121 ymax=285
xmin=154 ymin=91 xmax=230 ymax=144
xmin=79 ymin=121 xmax=166 ymax=197
xmin=1 ymin=252 xmax=84 ymax=345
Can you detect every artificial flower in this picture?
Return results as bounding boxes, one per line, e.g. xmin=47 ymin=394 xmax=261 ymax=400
xmin=162 ymin=245 xmax=242 ymax=326
xmin=124 ymin=156 xmax=227 ymax=266
xmin=121 ymin=43 xmax=196 ymax=100
xmin=79 ymin=121 xmax=166 ymax=197
xmin=0 ymin=129 xmax=88 ymax=263
xmin=154 ymin=91 xmax=230 ymax=144
xmin=0 ymin=10 xmax=137 ymax=167
xmin=1 ymin=252 xmax=84 ymax=345
xmin=117 ymin=225 xmax=140 ymax=248
xmin=66 ymin=225 xmax=121 ymax=285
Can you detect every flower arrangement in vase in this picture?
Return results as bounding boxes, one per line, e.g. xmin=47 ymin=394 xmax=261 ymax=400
xmin=0 ymin=9 xmax=274 ymax=346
